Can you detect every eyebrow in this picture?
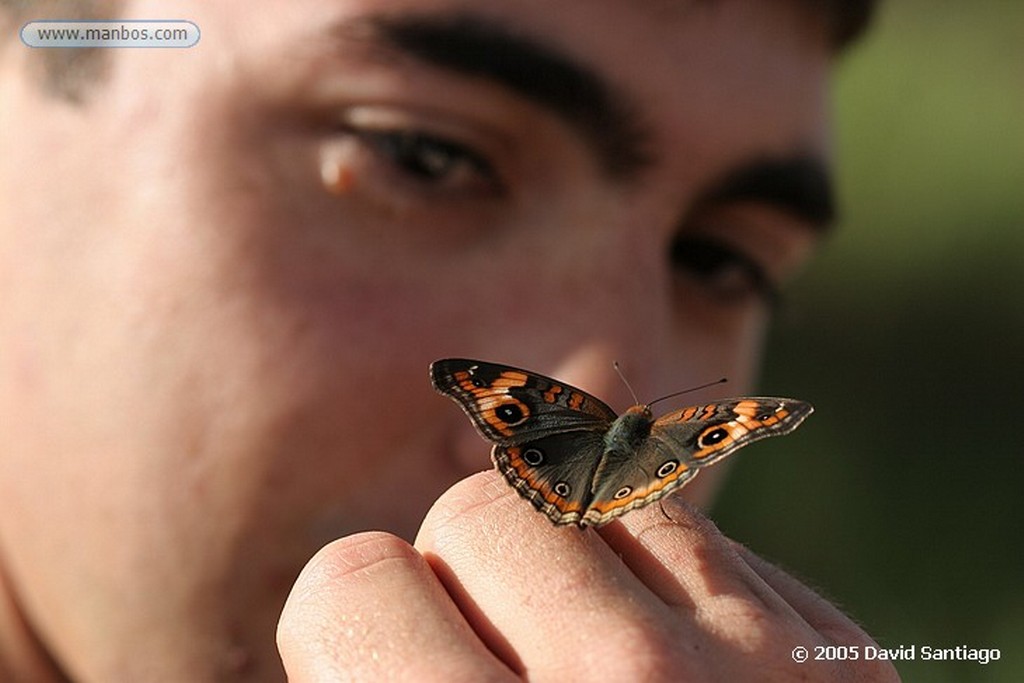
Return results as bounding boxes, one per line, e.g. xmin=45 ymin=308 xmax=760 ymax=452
xmin=703 ymin=156 xmax=837 ymax=229
xmin=352 ymin=13 xmax=653 ymax=180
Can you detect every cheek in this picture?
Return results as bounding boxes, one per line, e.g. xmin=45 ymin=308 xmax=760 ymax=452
xmin=94 ymin=220 xmax=469 ymax=548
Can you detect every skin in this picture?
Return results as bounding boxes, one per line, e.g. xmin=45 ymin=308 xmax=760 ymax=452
xmin=0 ymin=0 xmax=897 ymax=681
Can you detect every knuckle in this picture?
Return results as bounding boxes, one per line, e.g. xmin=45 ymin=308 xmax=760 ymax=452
xmin=702 ymin=594 xmax=778 ymax=643
xmin=277 ymin=532 xmax=417 ymax=636
xmin=298 ymin=532 xmax=419 ymax=588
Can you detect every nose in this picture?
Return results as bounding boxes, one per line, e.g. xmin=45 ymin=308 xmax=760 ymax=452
xmin=539 ymin=238 xmax=673 ymax=410
xmin=544 ymin=318 xmax=668 ymax=413
xmin=545 ymin=345 xmax=634 ymax=411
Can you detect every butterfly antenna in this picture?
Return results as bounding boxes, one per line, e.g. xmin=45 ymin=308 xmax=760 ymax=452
xmin=612 ymin=361 xmax=641 ymax=406
xmin=647 ymin=378 xmax=728 ymax=409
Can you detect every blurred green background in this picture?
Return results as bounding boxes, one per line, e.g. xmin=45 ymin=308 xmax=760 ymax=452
xmin=712 ymin=2 xmax=1024 ymax=681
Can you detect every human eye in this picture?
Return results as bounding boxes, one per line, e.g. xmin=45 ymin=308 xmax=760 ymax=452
xmin=669 ymin=234 xmax=780 ymax=307
xmin=320 ymin=107 xmax=506 ymax=202
xmin=344 ymin=126 xmax=501 ymax=195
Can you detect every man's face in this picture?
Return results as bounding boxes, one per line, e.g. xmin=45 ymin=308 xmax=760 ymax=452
xmin=0 ymin=0 xmax=831 ymax=678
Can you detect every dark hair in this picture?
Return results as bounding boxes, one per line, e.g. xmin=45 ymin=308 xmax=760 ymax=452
xmin=803 ymin=0 xmax=878 ymax=48
xmin=1 ymin=0 xmax=121 ymax=100
xmin=2 ymin=0 xmax=878 ymax=102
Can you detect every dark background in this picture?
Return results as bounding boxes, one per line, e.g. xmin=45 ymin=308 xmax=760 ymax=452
xmin=712 ymin=2 xmax=1024 ymax=681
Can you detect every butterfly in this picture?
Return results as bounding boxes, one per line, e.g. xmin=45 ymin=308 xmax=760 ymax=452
xmin=430 ymin=358 xmax=813 ymax=528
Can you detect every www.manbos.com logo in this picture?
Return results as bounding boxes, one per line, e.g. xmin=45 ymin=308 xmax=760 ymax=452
xmin=21 ymin=20 xmax=200 ymax=48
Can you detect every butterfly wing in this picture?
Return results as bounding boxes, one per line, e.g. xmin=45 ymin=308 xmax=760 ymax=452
xmin=430 ymin=358 xmax=617 ymax=445
xmin=653 ymin=397 xmax=814 ymax=469
xmin=582 ymin=397 xmax=813 ymax=527
xmin=493 ymin=431 xmax=607 ymax=526
xmin=582 ymin=435 xmax=699 ymax=527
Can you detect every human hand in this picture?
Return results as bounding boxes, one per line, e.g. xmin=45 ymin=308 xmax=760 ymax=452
xmin=278 ymin=471 xmax=898 ymax=682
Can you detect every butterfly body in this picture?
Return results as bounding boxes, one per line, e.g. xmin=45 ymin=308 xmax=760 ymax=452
xmin=603 ymin=405 xmax=654 ymax=456
xmin=430 ymin=358 xmax=812 ymax=528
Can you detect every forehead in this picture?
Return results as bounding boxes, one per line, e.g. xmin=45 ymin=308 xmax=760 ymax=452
xmin=136 ymin=0 xmax=832 ymax=183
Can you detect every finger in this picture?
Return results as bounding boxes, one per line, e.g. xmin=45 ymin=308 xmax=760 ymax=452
xmin=730 ymin=542 xmax=878 ymax=645
xmin=414 ymin=471 xmax=690 ymax=680
xmin=734 ymin=545 xmax=901 ymax=680
xmin=277 ymin=531 xmax=514 ymax=683
xmin=602 ymin=499 xmax=900 ymax=681
xmin=602 ymin=497 xmax=803 ymax=622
